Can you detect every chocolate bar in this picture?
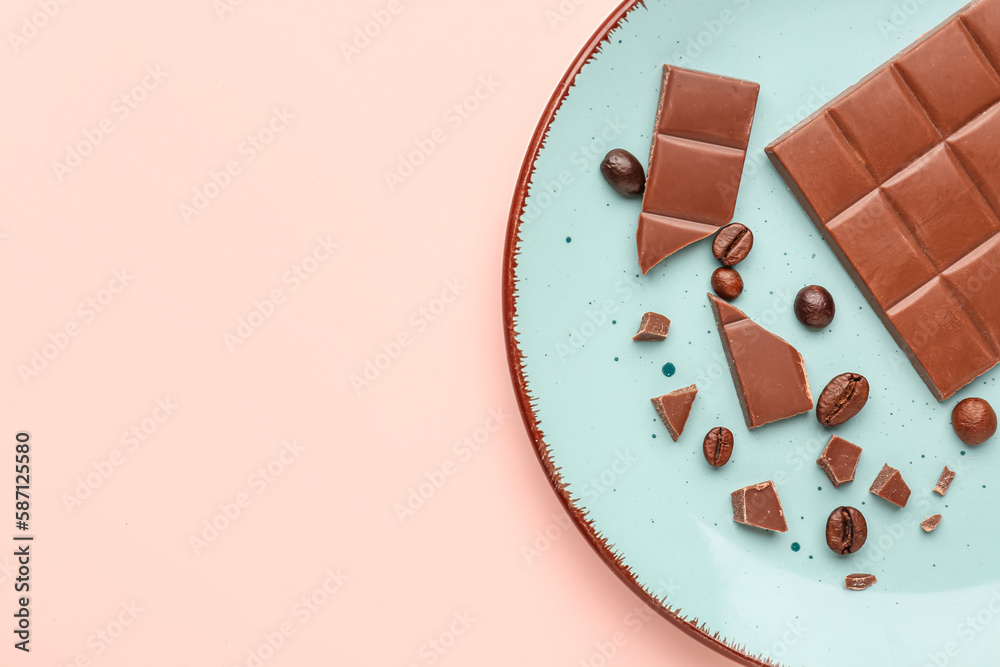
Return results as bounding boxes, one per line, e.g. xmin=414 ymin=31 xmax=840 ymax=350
xmin=766 ymin=0 xmax=1000 ymax=400
xmin=638 ymin=66 xmax=760 ymax=274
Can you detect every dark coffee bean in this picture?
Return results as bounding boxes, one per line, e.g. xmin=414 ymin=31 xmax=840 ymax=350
xmin=711 ymin=267 xmax=743 ymax=301
xmin=703 ymin=427 xmax=734 ymax=467
xmin=600 ymin=149 xmax=645 ymax=197
xmin=952 ymin=397 xmax=997 ymax=445
xmin=826 ymin=506 xmax=867 ymax=555
xmin=794 ymin=285 xmax=836 ymax=329
xmin=712 ymin=223 xmax=754 ymax=266
xmin=816 ymin=373 xmax=869 ymax=426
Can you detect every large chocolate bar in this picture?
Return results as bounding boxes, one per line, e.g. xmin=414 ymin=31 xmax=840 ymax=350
xmin=638 ymin=66 xmax=760 ymax=274
xmin=766 ymin=0 xmax=1000 ymax=400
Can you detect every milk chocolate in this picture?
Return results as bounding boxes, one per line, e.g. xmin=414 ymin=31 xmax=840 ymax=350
xmin=816 ymin=435 xmax=863 ymax=488
xmin=869 ymin=463 xmax=912 ymax=508
xmin=766 ymin=0 xmax=1000 ymax=400
xmin=731 ymin=481 xmax=788 ymax=533
xmin=921 ymin=514 xmax=943 ymax=532
xmin=845 ymin=573 xmax=877 ymax=591
xmin=632 ymin=312 xmax=671 ymax=341
xmin=933 ymin=466 xmax=957 ymax=496
xmin=651 ymin=384 xmax=697 ymax=441
xmin=708 ymin=294 xmax=813 ymax=428
xmin=638 ymin=66 xmax=760 ymax=273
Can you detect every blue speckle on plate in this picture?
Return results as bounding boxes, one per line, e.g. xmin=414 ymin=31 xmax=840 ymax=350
xmin=662 ymin=362 xmax=676 ymax=377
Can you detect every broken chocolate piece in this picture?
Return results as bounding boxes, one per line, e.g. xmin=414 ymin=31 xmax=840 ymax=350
xmin=650 ymin=384 xmax=697 ymax=441
xmin=845 ymin=573 xmax=877 ymax=591
xmin=933 ymin=466 xmax=956 ymax=496
xmin=637 ymin=66 xmax=760 ymax=273
xmin=869 ymin=463 xmax=911 ymax=508
xmin=765 ymin=0 xmax=1000 ymax=400
xmin=816 ymin=435 xmax=863 ymax=488
xmin=632 ymin=312 xmax=671 ymax=341
xmin=708 ymin=293 xmax=813 ymax=428
xmin=921 ymin=514 xmax=943 ymax=532
xmin=731 ymin=481 xmax=788 ymax=533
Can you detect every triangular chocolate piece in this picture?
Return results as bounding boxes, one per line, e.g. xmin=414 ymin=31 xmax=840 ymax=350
xmin=650 ymin=384 xmax=697 ymax=441
xmin=731 ymin=481 xmax=788 ymax=532
xmin=633 ymin=311 xmax=671 ymax=341
xmin=869 ymin=463 xmax=911 ymax=508
xmin=637 ymin=213 xmax=716 ymax=274
xmin=708 ymin=294 xmax=813 ymax=429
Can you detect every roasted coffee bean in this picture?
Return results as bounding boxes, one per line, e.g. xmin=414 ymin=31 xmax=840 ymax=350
xmin=711 ymin=267 xmax=743 ymax=301
xmin=712 ymin=223 xmax=754 ymax=266
xmin=794 ymin=285 xmax=836 ymax=329
xmin=817 ymin=373 xmax=869 ymax=426
xmin=952 ymin=397 xmax=997 ymax=445
xmin=703 ymin=427 xmax=734 ymax=467
xmin=826 ymin=506 xmax=867 ymax=555
xmin=600 ymin=149 xmax=645 ymax=197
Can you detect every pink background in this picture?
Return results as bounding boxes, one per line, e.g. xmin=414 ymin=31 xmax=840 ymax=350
xmin=1 ymin=0 xmax=734 ymax=664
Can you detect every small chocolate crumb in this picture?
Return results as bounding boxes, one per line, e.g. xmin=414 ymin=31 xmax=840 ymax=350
xmin=632 ymin=312 xmax=671 ymax=342
xmin=869 ymin=463 xmax=911 ymax=508
xmin=921 ymin=515 xmax=942 ymax=533
xmin=933 ymin=466 xmax=956 ymax=496
xmin=845 ymin=573 xmax=877 ymax=591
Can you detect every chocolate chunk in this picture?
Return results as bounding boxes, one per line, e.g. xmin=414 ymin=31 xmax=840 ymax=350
xmin=711 ymin=267 xmax=743 ymax=301
xmin=921 ymin=514 xmax=943 ymax=533
xmin=703 ymin=427 xmax=734 ymax=467
xmin=869 ymin=463 xmax=911 ymax=508
xmin=708 ymin=294 xmax=813 ymax=428
xmin=816 ymin=373 xmax=870 ymax=427
xmin=637 ymin=66 xmax=760 ymax=274
xmin=826 ymin=506 xmax=868 ymax=554
xmin=650 ymin=384 xmax=697 ymax=441
xmin=794 ymin=285 xmax=835 ymax=329
xmin=712 ymin=223 xmax=754 ymax=266
xmin=845 ymin=573 xmax=877 ymax=591
xmin=731 ymin=481 xmax=788 ymax=532
xmin=765 ymin=1 xmax=1000 ymax=400
xmin=952 ymin=397 xmax=997 ymax=445
xmin=632 ymin=312 xmax=671 ymax=342
xmin=933 ymin=466 xmax=956 ymax=496
xmin=816 ymin=435 xmax=862 ymax=488
xmin=600 ymin=149 xmax=645 ymax=197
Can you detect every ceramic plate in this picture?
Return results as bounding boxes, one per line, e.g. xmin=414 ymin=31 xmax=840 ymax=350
xmin=502 ymin=1 xmax=1000 ymax=665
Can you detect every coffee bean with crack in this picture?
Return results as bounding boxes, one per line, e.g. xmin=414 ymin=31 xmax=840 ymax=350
xmin=703 ymin=427 xmax=734 ymax=467
xmin=817 ymin=373 xmax=869 ymax=426
xmin=826 ymin=506 xmax=867 ymax=555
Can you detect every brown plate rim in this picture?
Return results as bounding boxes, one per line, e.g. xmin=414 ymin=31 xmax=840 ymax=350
xmin=501 ymin=2 xmax=779 ymax=665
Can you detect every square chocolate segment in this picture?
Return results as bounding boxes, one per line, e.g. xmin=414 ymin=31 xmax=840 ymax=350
xmin=767 ymin=113 xmax=875 ymax=224
xmin=886 ymin=278 xmax=997 ymax=400
xmin=963 ymin=0 xmax=1000 ymax=68
xmin=825 ymin=192 xmax=936 ymax=310
xmin=828 ymin=68 xmax=939 ymax=183
xmin=894 ymin=21 xmax=1000 ymax=135
xmin=949 ymin=103 xmax=1000 ymax=214
xmin=882 ymin=146 xmax=1000 ymax=271
xmin=656 ymin=66 xmax=758 ymax=149
xmin=643 ymin=135 xmax=747 ymax=226
xmin=766 ymin=0 xmax=1000 ymax=400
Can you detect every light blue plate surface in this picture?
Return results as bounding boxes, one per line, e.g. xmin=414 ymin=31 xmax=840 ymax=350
xmin=509 ymin=1 xmax=1000 ymax=664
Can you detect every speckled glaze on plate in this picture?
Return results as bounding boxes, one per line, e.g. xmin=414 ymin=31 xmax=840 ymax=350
xmin=502 ymin=1 xmax=1000 ymax=665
